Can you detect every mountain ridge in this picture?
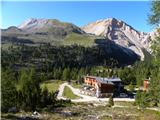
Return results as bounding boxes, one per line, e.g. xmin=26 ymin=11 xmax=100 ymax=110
xmin=18 ymin=18 xmax=85 ymax=34
xmin=2 ymin=17 xmax=156 ymax=62
xmin=82 ymin=17 xmax=155 ymax=60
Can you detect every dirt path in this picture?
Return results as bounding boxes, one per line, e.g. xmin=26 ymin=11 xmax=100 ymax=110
xmin=56 ymin=83 xmax=160 ymax=112
xmin=57 ymin=82 xmax=135 ymax=102
xmin=146 ymin=107 xmax=160 ymax=112
xmin=57 ymin=83 xmax=67 ymax=100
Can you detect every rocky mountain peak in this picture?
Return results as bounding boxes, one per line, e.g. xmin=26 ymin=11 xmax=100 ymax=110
xmin=18 ymin=18 xmax=48 ymax=29
xmin=82 ymin=18 xmax=151 ymax=60
xmin=17 ymin=18 xmax=84 ymax=34
xmin=103 ymin=18 xmax=123 ymax=27
xmin=82 ymin=17 xmax=140 ymax=36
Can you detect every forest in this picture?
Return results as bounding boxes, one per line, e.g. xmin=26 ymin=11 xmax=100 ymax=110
xmin=1 ymin=0 xmax=160 ymax=113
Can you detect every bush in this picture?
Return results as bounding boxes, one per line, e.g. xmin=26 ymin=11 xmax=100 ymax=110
xmin=135 ymin=91 xmax=149 ymax=109
xmin=108 ymin=96 xmax=114 ymax=107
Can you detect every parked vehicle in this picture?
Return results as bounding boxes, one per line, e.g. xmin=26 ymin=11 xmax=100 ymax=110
xmin=120 ymin=93 xmax=128 ymax=98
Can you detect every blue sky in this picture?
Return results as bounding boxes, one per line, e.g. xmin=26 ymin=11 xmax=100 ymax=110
xmin=1 ymin=1 xmax=153 ymax=32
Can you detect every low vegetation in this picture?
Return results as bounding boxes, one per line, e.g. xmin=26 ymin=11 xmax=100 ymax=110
xmin=63 ymin=33 xmax=96 ymax=47
xmin=63 ymin=86 xmax=80 ymax=99
xmin=114 ymin=101 xmax=134 ymax=107
xmin=1 ymin=102 xmax=160 ymax=120
xmin=108 ymin=96 xmax=114 ymax=107
xmin=40 ymin=80 xmax=63 ymax=93
xmin=71 ymin=81 xmax=82 ymax=88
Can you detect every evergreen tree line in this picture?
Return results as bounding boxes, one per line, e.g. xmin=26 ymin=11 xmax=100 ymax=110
xmin=2 ymin=44 xmax=137 ymax=71
xmin=134 ymin=59 xmax=160 ymax=108
xmin=1 ymin=68 xmax=71 ymax=113
xmin=135 ymin=0 xmax=160 ymax=108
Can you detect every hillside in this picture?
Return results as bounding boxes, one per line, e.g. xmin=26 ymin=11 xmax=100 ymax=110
xmin=2 ymin=17 xmax=155 ymax=65
xmin=82 ymin=18 xmax=154 ymax=60
xmin=1 ymin=18 xmax=88 ymax=45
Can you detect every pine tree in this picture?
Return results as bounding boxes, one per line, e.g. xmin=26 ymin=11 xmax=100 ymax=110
xmin=149 ymin=67 xmax=160 ymax=106
xmin=41 ymin=86 xmax=49 ymax=107
xmin=148 ymin=0 xmax=160 ymax=106
xmin=1 ymin=69 xmax=17 ymax=112
xmin=135 ymin=91 xmax=148 ymax=109
xmin=149 ymin=1 xmax=160 ymax=26
xmin=18 ymin=68 xmax=41 ymax=111
xmin=62 ymin=68 xmax=70 ymax=81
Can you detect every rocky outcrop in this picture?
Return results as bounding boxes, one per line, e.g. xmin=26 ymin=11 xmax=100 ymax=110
xmin=82 ymin=18 xmax=156 ymax=60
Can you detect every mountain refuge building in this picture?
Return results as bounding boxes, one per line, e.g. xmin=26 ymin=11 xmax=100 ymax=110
xmin=84 ymin=76 xmax=123 ymax=97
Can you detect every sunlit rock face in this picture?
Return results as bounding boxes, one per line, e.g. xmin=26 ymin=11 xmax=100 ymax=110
xmin=82 ymin=18 xmax=158 ymax=60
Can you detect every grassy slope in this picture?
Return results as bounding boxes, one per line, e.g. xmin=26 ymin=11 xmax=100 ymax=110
xmin=40 ymin=80 xmax=63 ymax=93
xmin=63 ymin=86 xmax=80 ymax=99
xmin=71 ymin=82 xmax=82 ymax=89
xmin=63 ymin=33 xmax=96 ymax=47
xmin=2 ymin=32 xmax=97 ymax=48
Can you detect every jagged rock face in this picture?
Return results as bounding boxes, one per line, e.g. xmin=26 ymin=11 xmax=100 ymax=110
xmin=18 ymin=18 xmax=45 ymax=29
xmin=82 ymin=18 xmax=152 ymax=60
xmin=141 ymin=29 xmax=159 ymax=52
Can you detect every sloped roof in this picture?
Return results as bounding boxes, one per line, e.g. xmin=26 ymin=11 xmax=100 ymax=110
xmin=85 ymin=76 xmax=121 ymax=84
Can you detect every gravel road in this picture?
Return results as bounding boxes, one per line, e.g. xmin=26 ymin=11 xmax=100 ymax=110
xmin=57 ymin=82 xmax=135 ymax=102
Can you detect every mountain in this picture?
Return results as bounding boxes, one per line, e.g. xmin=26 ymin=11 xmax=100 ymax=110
xmin=2 ymin=18 xmax=87 ymax=45
xmin=2 ymin=17 xmax=156 ymax=65
xmin=141 ymin=28 xmax=159 ymax=52
xmin=82 ymin=18 xmax=153 ymax=60
xmin=18 ymin=18 xmax=84 ymax=34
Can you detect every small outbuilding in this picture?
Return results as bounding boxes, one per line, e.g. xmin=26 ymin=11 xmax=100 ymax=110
xmin=143 ymin=79 xmax=150 ymax=91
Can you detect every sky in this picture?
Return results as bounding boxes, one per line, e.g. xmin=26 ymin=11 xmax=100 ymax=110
xmin=1 ymin=1 xmax=153 ymax=32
